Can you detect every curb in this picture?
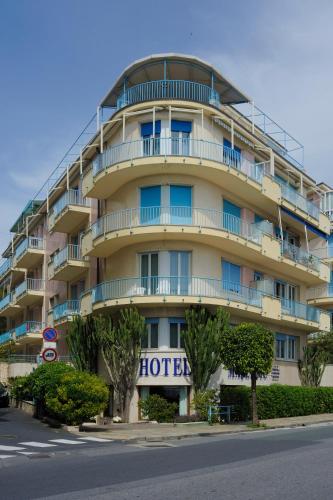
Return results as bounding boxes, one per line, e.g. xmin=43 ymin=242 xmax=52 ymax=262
xmin=71 ymin=419 xmax=333 ymax=444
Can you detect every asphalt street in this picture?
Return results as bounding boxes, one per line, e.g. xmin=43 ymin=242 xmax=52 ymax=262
xmin=1 ymin=408 xmax=333 ymax=499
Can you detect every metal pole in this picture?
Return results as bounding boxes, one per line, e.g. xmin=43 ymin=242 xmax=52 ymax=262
xmin=122 ymin=114 xmax=126 ymax=143
xmin=278 ymin=206 xmax=284 ymax=243
xmin=100 ymin=123 xmax=104 ymax=153
xmin=169 ymin=106 xmax=171 ymax=138
xmin=153 ymin=106 xmax=155 ymax=138
xmin=66 ymin=165 xmax=69 ymax=191
xmin=270 ymin=150 xmax=274 ymax=176
xmin=231 ymin=120 xmax=234 ymax=149
xmin=304 ymin=225 xmax=309 ymax=254
xmin=80 ymin=150 xmax=83 ymax=175
xmin=96 ymin=106 xmax=101 ymax=131
xmin=251 ymin=101 xmax=255 ymax=134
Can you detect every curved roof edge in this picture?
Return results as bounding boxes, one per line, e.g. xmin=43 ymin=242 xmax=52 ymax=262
xmin=100 ymin=53 xmax=251 ymax=107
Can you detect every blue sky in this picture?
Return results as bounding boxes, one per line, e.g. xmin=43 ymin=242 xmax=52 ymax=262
xmin=1 ymin=0 xmax=333 ymax=248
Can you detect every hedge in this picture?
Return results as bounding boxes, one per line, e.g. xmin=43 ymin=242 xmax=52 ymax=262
xmin=221 ymin=385 xmax=333 ymax=420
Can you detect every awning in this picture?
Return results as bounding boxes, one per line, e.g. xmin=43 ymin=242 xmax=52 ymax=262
xmin=281 ymin=206 xmax=328 ymax=240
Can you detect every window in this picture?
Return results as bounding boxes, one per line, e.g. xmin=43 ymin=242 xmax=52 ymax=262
xmin=169 ymin=319 xmax=186 ymax=348
xmin=223 ymin=199 xmax=241 ymax=234
xmin=275 ymin=333 xmax=298 ymax=361
xmin=140 ymin=253 xmax=159 ymax=294
xmin=140 ymin=186 xmax=161 ymax=224
xmin=254 ymin=271 xmax=263 ymax=281
xmin=223 ymin=138 xmax=241 ymax=168
xmin=170 ymin=251 xmax=191 ymax=294
xmin=141 ymin=121 xmax=161 ymax=155
xmin=222 ymin=260 xmax=241 ymax=293
xmin=171 ymin=120 xmax=192 ymax=155
xmin=142 ymin=319 xmax=159 ymax=349
xmin=170 ymin=185 xmax=192 ymax=224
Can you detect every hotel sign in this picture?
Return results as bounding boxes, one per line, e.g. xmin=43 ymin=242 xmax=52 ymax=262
xmin=139 ymin=356 xmax=191 ymax=377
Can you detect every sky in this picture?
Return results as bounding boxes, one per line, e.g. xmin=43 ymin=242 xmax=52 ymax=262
xmin=0 ymin=0 xmax=333 ymax=249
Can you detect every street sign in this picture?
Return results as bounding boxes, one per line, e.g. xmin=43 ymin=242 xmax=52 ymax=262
xmin=42 ymin=327 xmax=58 ymax=342
xmin=42 ymin=348 xmax=58 ymax=363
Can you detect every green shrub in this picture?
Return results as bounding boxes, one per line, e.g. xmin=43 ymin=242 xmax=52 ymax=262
xmin=28 ymin=362 xmax=75 ymax=405
xmin=45 ymin=371 xmax=109 ymax=425
xmin=222 ymin=384 xmax=333 ymax=420
xmin=9 ymin=375 xmax=33 ymax=401
xmin=138 ymin=395 xmax=178 ymax=423
xmin=192 ymin=389 xmax=220 ymax=421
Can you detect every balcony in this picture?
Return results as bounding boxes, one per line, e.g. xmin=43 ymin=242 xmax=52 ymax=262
xmin=0 ymin=257 xmax=24 ymax=284
xmin=83 ymin=138 xmax=275 ymax=207
xmin=307 ymin=284 xmax=333 ymax=307
xmin=0 ymin=292 xmax=21 ymax=317
xmin=0 ymin=330 xmax=14 ymax=345
xmin=14 ymin=236 xmax=45 ymax=269
xmin=81 ymin=276 xmax=328 ymax=332
xmin=116 ymin=80 xmax=220 ymax=109
xmin=82 ymin=206 xmax=327 ymax=285
xmin=48 ymin=244 xmax=89 ymax=281
xmin=52 ymin=300 xmax=80 ymax=325
xmin=278 ymin=182 xmax=320 ymax=221
xmin=15 ymin=278 xmax=44 ymax=307
xmin=14 ymin=321 xmax=44 ymax=343
xmin=48 ymin=189 xmax=90 ymax=233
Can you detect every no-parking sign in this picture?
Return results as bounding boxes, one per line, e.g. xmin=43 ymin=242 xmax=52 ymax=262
xmin=42 ymin=327 xmax=58 ymax=342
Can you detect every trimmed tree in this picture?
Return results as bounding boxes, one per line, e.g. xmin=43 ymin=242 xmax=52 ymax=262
xmin=182 ymin=307 xmax=230 ymax=393
xmin=66 ymin=315 xmax=100 ymax=373
xmin=98 ymin=308 xmax=146 ymax=422
xmin=220 ymin=323 xmax=274 ymax=424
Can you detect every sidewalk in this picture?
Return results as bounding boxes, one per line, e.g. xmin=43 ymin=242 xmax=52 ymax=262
xmin=68 ymin=413 xmax=333 ymax=442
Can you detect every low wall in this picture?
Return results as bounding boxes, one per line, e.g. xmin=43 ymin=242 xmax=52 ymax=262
xmin=0 ymin=362 xmax=37 ymax=383
xmin=11 ymin=398 xmax=36 ymax=416
xmin=321 ymin=365 xmax=333 ymax=386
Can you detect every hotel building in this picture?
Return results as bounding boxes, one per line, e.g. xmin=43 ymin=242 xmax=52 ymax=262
xmin=0 ymin=54 xmax=333 ymax=421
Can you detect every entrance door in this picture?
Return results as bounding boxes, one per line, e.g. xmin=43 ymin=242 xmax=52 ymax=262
xmin=140 ymin=253 xmax=159 ymax=294
xmin=170 ymin=185 xmax=192 ymax=225
xmin=170 ymin=251 xmax=190 ymax=295
xmin=140 ymin=186 xmax=161 ymax=225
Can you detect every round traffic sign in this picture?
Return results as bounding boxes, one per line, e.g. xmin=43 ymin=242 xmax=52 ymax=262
xmin=42 ymin=348 xmax=58 ymax=363
xmin=42 ymin=327 xmax=58 ymax=342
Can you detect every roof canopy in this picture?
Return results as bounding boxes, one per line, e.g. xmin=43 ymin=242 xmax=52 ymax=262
xmin=100 ymin=53 xmax=250 ymax=107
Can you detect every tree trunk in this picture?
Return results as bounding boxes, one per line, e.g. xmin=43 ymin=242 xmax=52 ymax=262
xmin=251 ymin=373 xmax=259 ymax=425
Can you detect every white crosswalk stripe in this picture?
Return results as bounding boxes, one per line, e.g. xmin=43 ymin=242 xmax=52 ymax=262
xmin=49 ymin=439 xmax=85 ymax=445
xmin=19 ymin=441 xmax=57 ymax=448
xmin=18 ymin=451 xmax=43 ymax=456
xmin=0 ymin=445 xmax=25 ymax=451
xmin=76 ymin=437 xmax=112 ymax=442
xmin=0 ymin=454 xmax=16 ymax=459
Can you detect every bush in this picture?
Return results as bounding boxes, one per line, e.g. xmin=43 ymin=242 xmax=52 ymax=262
xmin=9 ymin=375 xmax=33 ymax=401
xmin=222 ymin=384 xmax=333 ymax=420
xmin=28 ymin=362 xmax=75 ymax=405
xmin=45 ymin=371 xmax=109 ymax=425
xmin=138 ymin=395 xmax=178 ymax=423
xmin=192 ymin=389 xmax=220 ymax=421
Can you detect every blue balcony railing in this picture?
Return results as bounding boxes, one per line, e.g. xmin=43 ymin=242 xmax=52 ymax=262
xmin=15 ymin=321 xmax=44 ymax=338
xmin=0 ymin=330 xmax=14 ymax=345
xmin=281 ymin=298 xmax=319 ymax=322
xmin=116 ymin=80 xmax=220 ymax=109
xmin=281 ymin=241 xmax=321 ymax=272
xmin=278 ymin=182 xmax=320 ymax=220
xmin=53 ymin=245 xmax=83 ymax=270
xmin=92 ymin=137 xmax=268 ymax=185
xmin=91 ymin=207 xmax=264 ymax=245
xmin=92 ymin=277 xmax=263 ymax=308
xmin=53 ymin=300 xmax=80 ymax=321
xmin=15 ymin=236 xmax=44 ymax=261
xmin=0 ymin=258 xmax=12 ymax=279
xmin=51 ymin=189 xmax=89 ymax=218
xmin=0 ymin=293 xmax=14 ymax=312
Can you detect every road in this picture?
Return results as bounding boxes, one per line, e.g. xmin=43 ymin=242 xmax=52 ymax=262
xmin=1 ymin=408 xmax=333 ymax=499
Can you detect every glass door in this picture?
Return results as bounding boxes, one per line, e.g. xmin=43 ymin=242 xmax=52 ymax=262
xmin=170 ymin=251 xmax=191 ymax=295
xmin=140 ymin=253 xmax=159 ymax=295
xmin=222 ymin=260 xmax=241 ymax=293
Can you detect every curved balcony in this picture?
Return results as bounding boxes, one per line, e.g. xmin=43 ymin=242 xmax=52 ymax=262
xmin=83 ymin=276 xmax=328 ymax=331
xmin=51 ymin=300 xmax=80 ymax=326
xmin=307 ymin=284 xmax=333 ymax=307
xmin=48 ymin=244 xmax=89 ymax=281
xmin=116 ymin=80 xmax=220 ymax=110
xmin=82 ymin=206 xmax=328 ymax=285
xmin=83 ymin=138 xmax=275 ymax=207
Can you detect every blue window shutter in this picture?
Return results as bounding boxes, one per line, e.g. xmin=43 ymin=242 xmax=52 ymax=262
xmin=141 ymin=121 xmax=161 ymax=136
xmin=140 ymin=186 xmax=161 ymax=207
xmin=223 ymin=199 xmax=241 ymax=218
xmin=170 ymin=186 xmax=192 ymax=207
xmin=168 ymin=318 xmax=186 ymax=324
xmin=223 ymin=138 xmax=241 ymax=154
xmin=222 ymin=260 xmax=241 ymax=284
xmin=145 ymin=318 xmax=159 ymax=324
xmin=171 ymin=120 xmax=192 ymax=133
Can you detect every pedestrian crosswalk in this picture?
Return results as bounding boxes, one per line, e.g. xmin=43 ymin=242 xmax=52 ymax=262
xmin=0 ymin=436 xmax=112 ymax=459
